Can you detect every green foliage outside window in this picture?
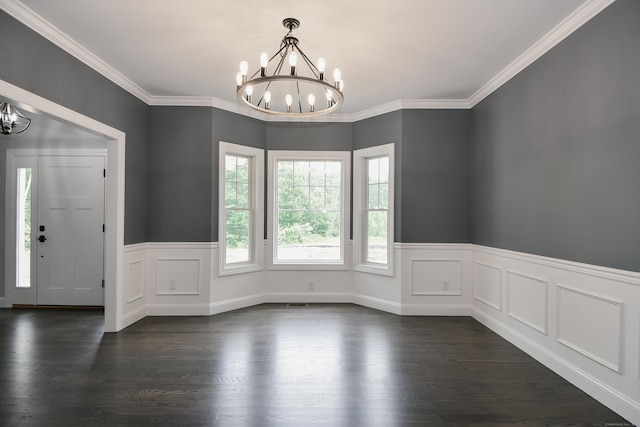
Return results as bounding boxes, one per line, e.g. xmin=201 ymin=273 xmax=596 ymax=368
xmin=276 ymin=160 xmax=341 ymax=246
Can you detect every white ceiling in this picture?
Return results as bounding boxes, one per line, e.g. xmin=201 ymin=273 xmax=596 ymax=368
xmin=2 ymin=0 xmax=614 ymax=119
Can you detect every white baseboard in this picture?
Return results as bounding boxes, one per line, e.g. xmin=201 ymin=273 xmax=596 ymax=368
xmin=352 ymin=294 xmax=402 ymax=315
xmin=209 ymin=294 xmax=263 ymax=315
xmin=401 ymin=303 xmax=472 ymax=316
xmin=121 ymin=305 xmax=147 ymax=330
xmin=262 ymin=292 xmax=353 ymax=304
xmin=146 ymin=303 xmax=212 ymax=316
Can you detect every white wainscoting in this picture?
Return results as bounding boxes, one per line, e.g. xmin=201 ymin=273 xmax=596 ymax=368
xmin=122 ymin=243 xmax=147 ymax=329
xmin=410 ymin=259 xmax=463 ymax=296
xmin=398 ymin=244 xmax=472 ymax=316
xmin=119 ymin=241 xmax=640 ymax=424
xmin=507 ymin=270 xmax=548 ymax=335
xmin=472 ymin=245 xmax=640 ymax=425
xmin=556 ymin=285 xmax=623 ymax=373
xmin=474 ymin=261 xmax=502 ymax=311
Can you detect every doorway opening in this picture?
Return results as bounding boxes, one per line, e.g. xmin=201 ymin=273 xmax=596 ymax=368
xmin=1 ymin=79 xmax=126 ymax=332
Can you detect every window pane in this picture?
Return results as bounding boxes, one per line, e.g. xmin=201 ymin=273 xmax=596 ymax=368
xmin=17 ymin=168 xmax=32 ymax=288
xmin=225 ymin=155 xmax=237 ymax=181
xmin=236 ymin=183 xmax=249 ymax=208
xmin=379 ymin=182 xmax=389 ymax=209
xmin=379 ymin=156 xmax=389 ymax=183
xmin=368 ymin=157 xmax=380 ymax=184
xmin=225 ymin=181 xmax=237 ymax=206
xmin=226 ymin=209 xmax=250 ymax=264
xmin=309 ymin=186 xmax=325 ymax=211
xmin=294 ymin=161 xmax=310 ymax=186
xmin=368 ymin=183 xmax=379 ymax=209
xmin=366 ymin=210 xmax=388 ymax=264
xmin=225 ymin=154 xmax=251 ymax=209
xmin=325 ymin=161 xmax=341 ymax=186
xmin=309 ymin=162 xmax=325 ymax=186
xmin=276 ymin=159 xmax=342 ymax=262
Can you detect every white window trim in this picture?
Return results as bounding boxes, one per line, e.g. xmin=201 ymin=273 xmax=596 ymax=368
xmin=267 ymin=150 xmax=351 ymax=271
xmin=353 ymin=143 xmax=395 ymax=276
xmin=218 ymin=141 xmax=264 ymax=276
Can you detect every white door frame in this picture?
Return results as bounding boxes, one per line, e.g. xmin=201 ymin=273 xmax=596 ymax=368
xmin=1 ymin=78 xmax=126 ymax=332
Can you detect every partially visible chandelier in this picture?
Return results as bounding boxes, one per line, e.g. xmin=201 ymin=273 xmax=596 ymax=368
xmin=0 ymin=101 xmax=31 ymax=135
xmin=236 ymin=18 xmax=344 ymax=117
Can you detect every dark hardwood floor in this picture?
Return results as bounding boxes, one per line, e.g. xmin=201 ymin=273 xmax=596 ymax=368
xmin=0 ymin=304 xmax=632 ymax=426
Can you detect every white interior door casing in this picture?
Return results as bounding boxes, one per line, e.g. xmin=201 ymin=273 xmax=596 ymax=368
xmin=36 ymin=156 xmax=105 ymax=306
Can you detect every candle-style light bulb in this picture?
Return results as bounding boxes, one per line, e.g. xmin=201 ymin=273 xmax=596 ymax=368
xmin=289 ymin=51 xmax=297 ymax=75
xmin=240 ymin=61 xmax=249 ymax=75
xmin=333 ymin=68 xmax=341 ymax=82
xmin=260 ymin=52 xmax=268 ymax=76
xmin=326 ymin=89 xmax=333 ymax=107
xmin=245 ymin=85 xmax=253 ymax=102
xmin=285 ymin=94 xmax=292 ymax=113
xmin=338 ymin=80 xmax=344 ymax=92
xmin=308 ymin=93 xmax=315 ymax=112
xmin=264 ymin=90 xmax=271 ymax=109
xmin=318 ymin=58 xmax=326 ymax=80
xmin=236 ymin=72 xmax=243 ymax=87
xmin=239 ymin=61 xmax=249 ymax=83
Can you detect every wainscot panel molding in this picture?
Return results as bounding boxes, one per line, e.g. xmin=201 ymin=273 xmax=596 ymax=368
xmin=397 ymin=243 xmax=472 ymax=311
xmin=556 ymin=285 xmax=623 ymax=373
xmin=471 ymin=245 xmax=640 ymax=426
xmin=473 ymin=261 xmax=503 ymax=311
xmin=410 ymin=259 xmax=463 ymax=296
xmin=506 ymin=270 xmax=548 ymax=335
xmin=122 ymin=243 xmax=148 ymax=329
xmin=155 ymin=258 xmax=201 ymax=296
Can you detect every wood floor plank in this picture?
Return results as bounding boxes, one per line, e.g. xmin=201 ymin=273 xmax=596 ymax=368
xmin=0 ymin=304 xmax=632 ymax=426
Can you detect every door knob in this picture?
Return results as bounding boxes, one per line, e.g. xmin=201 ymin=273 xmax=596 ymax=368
xmin=38 ymin=235 xmax=47 ymax=242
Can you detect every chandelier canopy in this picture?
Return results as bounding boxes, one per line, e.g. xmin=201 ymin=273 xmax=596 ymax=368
xmin=0 ymin=101 xmax=31 ymax=135
xmin=236 ymin=18 xmax=344 ymax=117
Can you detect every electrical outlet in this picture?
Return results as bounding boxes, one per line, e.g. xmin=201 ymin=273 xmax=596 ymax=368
xmin=169 ymin=279 xmax=176 ymax=290
xmin=442 ymin=280 xmax=450 ymax=291
xmin=308 ymin=280 xmax=315 ymax=291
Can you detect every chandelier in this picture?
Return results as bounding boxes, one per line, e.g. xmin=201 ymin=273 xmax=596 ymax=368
xmin=0 ymin=101 xmax=31 ymax=135
xmin=236 ymin=18 xmax=344 ymax=117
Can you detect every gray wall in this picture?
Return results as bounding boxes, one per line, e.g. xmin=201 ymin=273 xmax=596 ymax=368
xmin=401 ymin=110 xmax=470 ymax=243
xmin=148 ymin=106 xmax=213 ymax=241
xmin=0 ymin=11 xmax=150 ymax=245
xmin=470 ymin=0 xmax=640 ymax=271
xmin=266 ymin=121 xmax=352 ymax=151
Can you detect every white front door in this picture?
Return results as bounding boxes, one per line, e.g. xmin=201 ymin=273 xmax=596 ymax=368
xmin=36 ymin=156 xmax=105 ymax=306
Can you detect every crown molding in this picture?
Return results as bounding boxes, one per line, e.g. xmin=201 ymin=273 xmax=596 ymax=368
xmin=468 ymin=0 xmax=616 ymax=107
xmin=0 ymin=0 xmax=153 ymax=104
xmin=1 ymin=0 xmax=616 ymax=121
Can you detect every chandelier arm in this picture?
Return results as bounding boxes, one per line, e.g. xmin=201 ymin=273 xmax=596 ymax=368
xmin=272 ymin=45 xmax=289 ymax=76
xmin=256 ymin=79 xmax=276 ymax=108
xmin=296 ymin=80 xmax=302 ymax=113
xmin=295 ymin=45 xmax=320 ymax=79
